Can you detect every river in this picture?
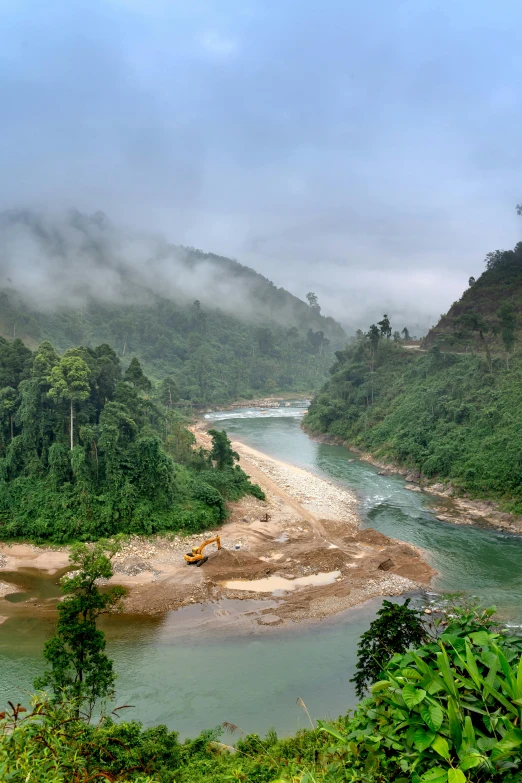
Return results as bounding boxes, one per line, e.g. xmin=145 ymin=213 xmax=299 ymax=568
xmin=1 ymin=404 xmax=521 ymax=739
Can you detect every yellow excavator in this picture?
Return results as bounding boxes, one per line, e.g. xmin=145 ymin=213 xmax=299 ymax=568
xmin=184 ymin=535 xmax=221 ymax=566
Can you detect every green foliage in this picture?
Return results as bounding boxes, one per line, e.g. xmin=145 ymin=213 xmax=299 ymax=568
xmin=4 ymin=604 xmax=522 ymax=782
xmin=0 ymin=224 xmax=346 ymax=404
xmin=306 ymin=334 xmax=522 ymax=511
xmin=318 ymin=609 xmax=522 ymax=782
xmin=125 ymin=357 xmax=152 ymax=391
xmin=208 ymin=428 xmax=239 ymax=470
xmin=0 ymin=696 xmax=179 ymax=782
xmin=35 ymin=540 xmax=126 ymax=717
xmin=427 ymin=240 xmax=522 ymax=354
xmin=377 ymin=314 xmax=391 ymax=339
xmin=351 ymin=599 xmax=427 ymax=699
xmin=0 ymin=340 xmax=262 ymax=542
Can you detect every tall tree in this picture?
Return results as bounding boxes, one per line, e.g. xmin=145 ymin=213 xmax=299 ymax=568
xmin=32 ymin=341 xmax=60 ymax=381
xmin=306 ymin=292 xmax=321 ymax=314
xmin=160 ymin=375 xmax=180 ymax=409
xmin=35 ymin=540 xmax=125 ymax=717
xmin=0 ymin=386 xmax=17 ymax=443
xmin=208 ymin=429 xmax=239 ymax=470
xmin=378 ymin=314 xmax=392 ymax=339
xmin=124 ymin=357 xmax=151 ymax=392
xmin=367 ymin=324 xmax=380 ymax=352
xmin=401 ymin=327 xmax=410 ymax=341
xmin=48 ymin=355 xmax=91 ymax=450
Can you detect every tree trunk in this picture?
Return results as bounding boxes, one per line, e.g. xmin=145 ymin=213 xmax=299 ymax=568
xmin=93 ymin=438 xmax=99 ymax=481
xmin=70 ymin=399 xmax=74 ymax=451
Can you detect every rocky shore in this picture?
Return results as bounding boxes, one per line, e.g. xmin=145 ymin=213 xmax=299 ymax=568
xmin=304 ymin=429 xmax=522 ymax=535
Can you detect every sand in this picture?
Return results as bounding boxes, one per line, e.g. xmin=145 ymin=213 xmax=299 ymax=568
xmin=0 ymin=424 xmax=435 ymax=627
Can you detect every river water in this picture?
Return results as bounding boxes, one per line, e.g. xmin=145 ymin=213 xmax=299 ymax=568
xmin=1 ymin=405 xmax=521 ymax=739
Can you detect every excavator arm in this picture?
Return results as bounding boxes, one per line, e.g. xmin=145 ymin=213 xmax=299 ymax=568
xmin=184 ymin=535 xmax=221 ymax=565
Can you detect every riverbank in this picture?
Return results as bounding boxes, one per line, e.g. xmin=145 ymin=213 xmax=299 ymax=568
xmin=0 ymin=426 xmax=434 ymax=628
xmin=304 ymin=428 xmax=522 ymax=535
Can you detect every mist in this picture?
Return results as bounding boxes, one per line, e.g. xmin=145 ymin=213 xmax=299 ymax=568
xmin=0 ymin=209 xmax=330 ymax=332
xmin=2 ymin=1 xmax=522 ymax=330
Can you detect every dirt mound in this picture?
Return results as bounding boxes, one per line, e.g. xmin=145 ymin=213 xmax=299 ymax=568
xmin=202 ymin=548 xmax=274 ymax=581
xmin=298 ymin=547 xmax=350 ymax=572
xmin=356 ymin=529 xmax=390 ymax=546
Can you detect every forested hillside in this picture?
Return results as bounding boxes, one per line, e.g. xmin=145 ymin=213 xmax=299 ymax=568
xmin=306 ymin=248 xmax=522 ymax=512
xmin=0 ymin=338 xmax=263 ymax=542
xmin=0 ymin=209 xmax=346 ymax=403
xmin=425 ymin=240 xmax=522 ymax=354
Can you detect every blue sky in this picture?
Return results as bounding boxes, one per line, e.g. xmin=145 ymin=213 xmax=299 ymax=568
xmin=2 ymin=0 xmax=522 ymax=329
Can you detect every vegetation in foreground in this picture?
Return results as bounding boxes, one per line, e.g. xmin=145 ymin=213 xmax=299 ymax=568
xmin=2 ymin=542 xmax=522 ymax=782
xmin=0 ymin=337 xmax=263 ymax=542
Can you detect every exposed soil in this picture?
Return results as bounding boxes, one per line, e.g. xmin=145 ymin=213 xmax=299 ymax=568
xmin=0 ymin=425 xmax=435 ymax=628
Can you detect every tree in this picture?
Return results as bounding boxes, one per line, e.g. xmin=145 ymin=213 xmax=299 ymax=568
xmin=378 ymin=314 xmax=392 ymax=339
xmin=468 ymin=276 xmax=476 ymax=287
xmin=306 ymin=292 xmax=321 ymax=314
xmin=48 ymin=355 xmax=91 ymax=450
xmin=160 ymin=375 xmax=180 ymax=408
xmin=351 ymin=599 xmax=426 ymax=698
xmin=35 ymin=540 xmax=126 ymax=717
xmin=401 ymin=327 xmax=410 ymax=341
xmin=355 ymin=329 xmax=364 ymax=341
xmin=0 ymin=337 xmax=32 ymax=388
xmin=392 ymin=330 xmax=401 ymax=342
xmin=32 ymin=341 xmax=60 ymax=381
xmin=307 ymin=329 xmax=329 ymax=355
xmin=208 ymin=429 xmax=239 ymax=470
xmin=124 ymin=357 xmax=152 ymax=392
xmin=0 ymin=386 xmax=17 ymax=442
xmin=485 ymin=249 xmax=505 ymax=270
xmin=367 ymin=324 xmax=380 ymax=352
xmin=498 ymin=303 xmax=517 ymax=368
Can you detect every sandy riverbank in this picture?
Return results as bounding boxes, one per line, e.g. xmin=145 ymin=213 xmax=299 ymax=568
xmin=0 ymin=427 xmax=435 ymax=627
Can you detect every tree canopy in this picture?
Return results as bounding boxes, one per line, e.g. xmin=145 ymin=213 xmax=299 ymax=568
xmin=0 ymin=339 xmax=263 ymax=542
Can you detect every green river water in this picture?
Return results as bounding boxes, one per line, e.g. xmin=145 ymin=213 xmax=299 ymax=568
xmin=1 ymin=405 xmax=521 ymax=739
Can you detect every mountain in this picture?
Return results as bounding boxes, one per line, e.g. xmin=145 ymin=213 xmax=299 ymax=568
xmin=0 ymin=209 xmax=346 ymax=403
xmin=306 ymin=242 xmax=522 ymax=512
xmin=424 ymin=241 xmax=522 ymax=352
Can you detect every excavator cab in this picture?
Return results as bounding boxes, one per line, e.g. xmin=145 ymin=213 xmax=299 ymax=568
xmin=184 ymin=535 xmax=221 ymax=566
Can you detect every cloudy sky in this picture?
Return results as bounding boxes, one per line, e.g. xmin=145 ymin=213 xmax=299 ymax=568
xmin=2 ymin=0 xmax=522 ymax=331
